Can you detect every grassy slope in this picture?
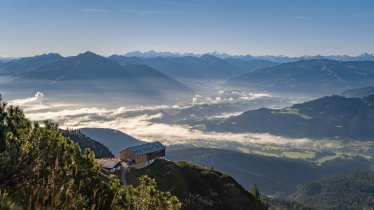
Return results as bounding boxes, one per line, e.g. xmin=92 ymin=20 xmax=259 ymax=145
xmin=61 ymin=129 xmax=114 ymax=158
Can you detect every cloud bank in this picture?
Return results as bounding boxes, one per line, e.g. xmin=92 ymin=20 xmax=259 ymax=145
xmin=8 ymin=91 xmax=317 ymax=150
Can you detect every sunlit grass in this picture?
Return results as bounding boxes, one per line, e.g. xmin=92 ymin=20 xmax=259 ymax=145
xmin=316 ymin=155 xmax=341 ymax=165
xmin=261 ymin=145 xmax=288 ymax=151
xmin=252 ymin=150 xmax=279 ymax=157
xmin=237 ymin=147 xmax=250 ymax=153
xmin=273 ymin=107 xmax=312 ymax=120
xmin=282 ymin=151 xmax=316 ymax=159
xmin=237 ymin=147 xmax=280 ymax=157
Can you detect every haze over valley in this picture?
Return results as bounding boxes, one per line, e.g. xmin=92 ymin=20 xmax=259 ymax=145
xmin=1 ymin=0 xmax=374 ymax=209
xmin=2 ymin=52 xmax=374 ymax=188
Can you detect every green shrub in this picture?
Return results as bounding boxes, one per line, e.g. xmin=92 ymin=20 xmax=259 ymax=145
xmin=0 ymin=99 xmax=180 ymax=209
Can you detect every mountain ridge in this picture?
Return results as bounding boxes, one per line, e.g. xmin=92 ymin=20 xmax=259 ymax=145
xmin=121 ymin=51 xmax=374 ymax=62
xmin=109 ymin=54 xmax=275 ymax=79
xmin=227 ymin=59 xmax=374 ymax=94
xmin=4 ymin=51 xmax=191 ymax=103
xmin=206 ymin=94 xmax=374 ymax=140
xmin=0 ymin=53 xmax=64 ymax=75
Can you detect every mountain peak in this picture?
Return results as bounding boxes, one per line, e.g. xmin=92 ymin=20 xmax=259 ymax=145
xmin=74 ymin=51 xmax=109 ymax=62
xmin=200 ymin=54 xmax=219 ymax=59
xmin=38 ymin=53 xmax=63 ymax=58
xmin=78 ymin=51 xmax=100 ymax=57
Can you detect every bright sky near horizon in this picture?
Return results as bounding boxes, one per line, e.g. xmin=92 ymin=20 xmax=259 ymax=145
xmin=1 ymin=0 xmax=374 ymax=57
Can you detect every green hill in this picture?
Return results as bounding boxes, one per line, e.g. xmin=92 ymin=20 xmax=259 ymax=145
xmin=291 ymin=171 xmax=374 ymax=210
xmin=207 ymin=94 xmax=374 ymax=140
xmin=262 ymin=197 xmax=314 ymax=210
xmin=126 ymin=159 xmax=267 ymax=210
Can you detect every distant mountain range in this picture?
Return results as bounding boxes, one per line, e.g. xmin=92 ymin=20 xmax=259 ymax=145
xmin=2 ymin=52 xmax=190 ymax=103
xmin=3 ymin=51 xmax=374 ymax=62
xmin=122 ymin=51 xmax=374 ymax=62
xmin=206 ymin=94 xmax=374 ymax=140
xmin=18 ymin=52 xmax=188 ymax=88
xmin=110 ymin=54 xmax=277 ymax=79
xmin=227 ymin=59 xmax=374 ymax=94
xmin=0 ymin=53 xmax=63 ymax=75
xmin=3 ymin=51 xmax=374 ymax=102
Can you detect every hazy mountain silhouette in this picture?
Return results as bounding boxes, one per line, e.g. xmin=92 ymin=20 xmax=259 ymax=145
xmin=224 ymin=57 xmax=278 ymax=72
xmin=121 ymin=51 xmax=374 ymax=62
xmin=228 ymin=59 xmax=374 ymax=94
xmin=8 ymin=52 xmax=190 ymax=102
xmin=109 ymin=54 xmax=270 ymax=79
xmin=0 ymin=53 xmax=63 ymax=75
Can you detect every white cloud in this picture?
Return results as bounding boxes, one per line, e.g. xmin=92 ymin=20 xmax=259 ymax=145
xmin=18 ymin=102 xmax=313 ymax=149
xmin=10 ymin=92 xmax=45 ymax=105
xmin=9 ymin=91 xmax=318 ymax=150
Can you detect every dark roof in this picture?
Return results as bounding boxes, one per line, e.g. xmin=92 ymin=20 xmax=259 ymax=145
xmin=96 ymin=158 xmax=121 ymax=169
xmin=124 ymin=141 xmax=166 ymax=156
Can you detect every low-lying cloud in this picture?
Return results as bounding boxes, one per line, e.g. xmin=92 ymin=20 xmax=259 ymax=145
xmin=8 ymin=91 xmax=317 ymax=150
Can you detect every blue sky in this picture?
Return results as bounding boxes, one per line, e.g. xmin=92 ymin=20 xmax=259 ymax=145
xmin=1 ymin=0 xmax=373 ymax=57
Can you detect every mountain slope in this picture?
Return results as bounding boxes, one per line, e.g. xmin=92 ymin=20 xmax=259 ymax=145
xmin=228 ymin=59 xmax=374 ymax=94
xmin=207 ymin=94 xmax=374 ymax=140
xmin=0 ymin=53 xmax=63 ymax=75
xmin=224 ymin=58 xmax=279 ymax=72
xmin=79 ymin=128 xmax=144 ymax=155
xmin=20 ymin=52 xmax=188 ymax=88
xmin=291 ymin=171 xmax=374 ymax=210
xmin=9 ymin=52 xmax=190 ymax=103
xmin=61 ymin=129 xmax=114 ymax=158
xmin=166 ymin=148 xmax=372 ymax=195
xmin=20 ymin=51 xmax=134 ymax=80
xmin=341 ymin=86 xmax=374 ymax=98
xmin=126 ymin=159 xmax=267 ymax=210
